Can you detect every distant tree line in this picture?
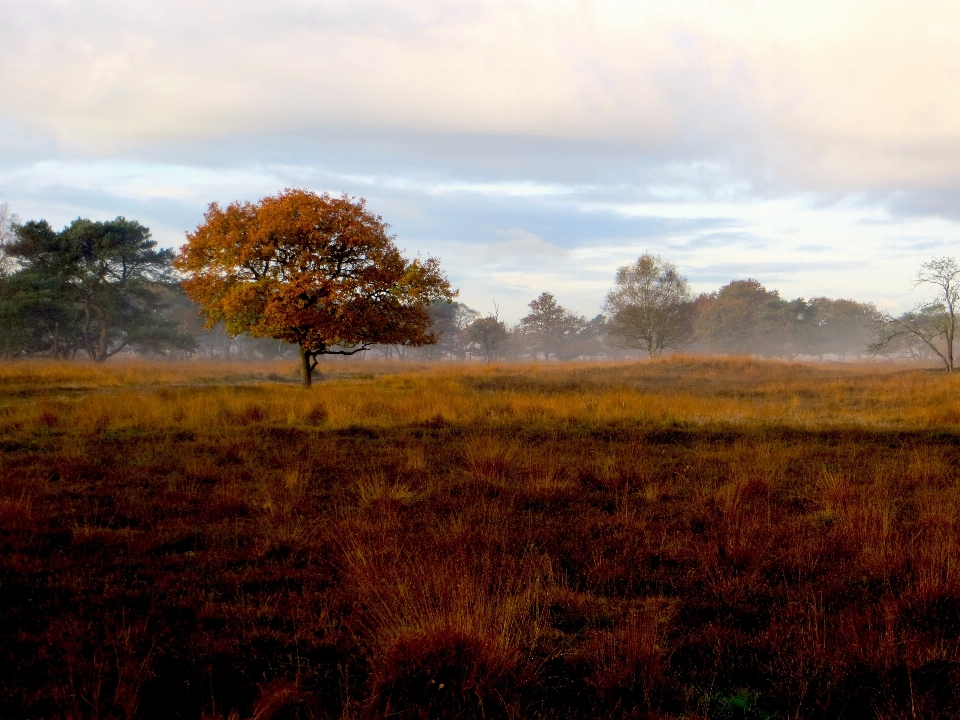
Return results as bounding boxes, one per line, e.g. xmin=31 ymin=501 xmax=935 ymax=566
xmin=371 ymin=253 xmax=959 ymax=369
xmin=0 ymin=200 xmax=957 ymax=369
xmin=406 ymin=277 xmax=880 ymax=364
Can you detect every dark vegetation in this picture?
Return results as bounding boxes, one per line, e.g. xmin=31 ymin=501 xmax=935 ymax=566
xmin=0 ymin=215 xmax=194 ymax=361
xmin=1 ymin=358 xmax=959 ymax=718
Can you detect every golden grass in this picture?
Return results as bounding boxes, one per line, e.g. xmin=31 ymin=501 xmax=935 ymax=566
xmin=2 ymin=356 xmax=959 ymax=438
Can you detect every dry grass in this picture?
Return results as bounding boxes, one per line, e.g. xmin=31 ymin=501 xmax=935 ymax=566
xmin=0 ymin=356 xmax=959 ymax=718
xmin=2 ymin=356 xmax=960 ymax=436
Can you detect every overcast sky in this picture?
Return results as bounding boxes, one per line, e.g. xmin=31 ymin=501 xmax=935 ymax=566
xmin=2 ymin=1 xmax=960 ymax=320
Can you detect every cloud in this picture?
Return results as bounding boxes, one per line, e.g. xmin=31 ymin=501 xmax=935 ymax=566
xmin=6 ymin=0 xmax=960 ymax=198
xmin=485 ymin=230 xmax=568 ymax=263
xmin=874 ymin=190 xmax=960 ymax=223
xmin=1 ymin=160 xmax=282 ymax=203
xmin=878 ymin=237 xmax=955 ymax=254
xmin=667 ymin=230 xmax=765 ymax=251
xmin=691 ymin=259 xmax=862 ymax=283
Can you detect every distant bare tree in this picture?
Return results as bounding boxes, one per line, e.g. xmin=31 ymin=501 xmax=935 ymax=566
xmin=871 ymin=256 xmax=959 ymax=372
xmin=871 ymin=308 xmax=941 ymax=363
xmin=604 ymin=253 xmax=693 ymax=358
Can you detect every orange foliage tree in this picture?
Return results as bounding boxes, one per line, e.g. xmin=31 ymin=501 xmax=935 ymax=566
xmin=175 ymin=189 xmax=456 ymax=386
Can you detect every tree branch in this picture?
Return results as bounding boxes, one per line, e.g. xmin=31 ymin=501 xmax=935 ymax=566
xmin=870 ymin=315 xmax=951 ymax=371
xmin=318 ymin=344 xmax=371 ymax=356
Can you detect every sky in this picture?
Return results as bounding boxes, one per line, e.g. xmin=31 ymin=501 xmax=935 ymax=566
xmin=2 ymin=0 xmax=960 ymax=321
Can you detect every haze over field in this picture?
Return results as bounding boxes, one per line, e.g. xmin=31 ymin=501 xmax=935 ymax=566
xmin=2 ymin=0 xmax=959 ymax=320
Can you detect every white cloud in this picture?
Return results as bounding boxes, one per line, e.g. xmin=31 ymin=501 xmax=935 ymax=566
xmin=2 ymin=160 xmax=282 ymax=202
xmin=486 ymin=230 xmax=568 ymax=262
xmin=5 ymin=1 xmax=960 ymax=193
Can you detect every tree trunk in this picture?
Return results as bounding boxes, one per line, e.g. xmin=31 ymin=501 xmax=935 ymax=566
xmin=299 ymin=346 xmax=313 ymax=388
xmin=96 ymin=321 xmax=109 ymax=362
xmin=947 ymin=323 xmax=955 ymax=372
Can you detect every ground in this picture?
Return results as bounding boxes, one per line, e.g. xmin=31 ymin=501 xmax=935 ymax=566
xmin=1 ymin=357 xmax=959 ymax=719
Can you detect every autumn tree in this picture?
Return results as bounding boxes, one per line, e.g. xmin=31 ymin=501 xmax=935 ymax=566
xmin=694 ymin=279 xmax=780 ymax=354
xmin=175 ymin=190 xmax=455 ymax=386
xmin=604 ymin=252 xmax=693 ymax=358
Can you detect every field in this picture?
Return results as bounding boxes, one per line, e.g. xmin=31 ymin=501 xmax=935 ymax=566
xmin=1 ymin=357 xmax=960 ymax=719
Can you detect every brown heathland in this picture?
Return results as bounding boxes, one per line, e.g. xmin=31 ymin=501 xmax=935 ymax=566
xmin=1 ymin=357 xmax=959 ymax=719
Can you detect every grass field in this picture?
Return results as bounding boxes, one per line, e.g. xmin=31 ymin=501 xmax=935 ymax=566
xmin=1 ymin=357 xmax=959 ymax=719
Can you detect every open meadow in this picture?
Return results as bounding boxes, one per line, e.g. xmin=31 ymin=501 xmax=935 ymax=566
xmin=1 ymin=357 xmax=960 ymax=719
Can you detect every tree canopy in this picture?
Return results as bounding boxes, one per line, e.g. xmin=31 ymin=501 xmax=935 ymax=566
xmin=175 ymin=189 xmax=455 ymax=385
xmin=467 ymin=315 xmax=510 ymax=361
xmin=695 ymin=280 xmax=782 ymax=355
xmin=1 ymin=216 xmax=192 ymax=361
xmin=808 ymin=297 xmax=878 ymax=360
xmin=0 ymin=204 xmax=907 ymax=366
xmin=604 ymin=252 xmax=693 ymax=358
xmin=519 ymin=293 xmax=579 ymax=360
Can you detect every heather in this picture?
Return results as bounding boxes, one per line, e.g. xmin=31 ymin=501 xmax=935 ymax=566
xmin=1 ymin=357 xmax=958 ymax=719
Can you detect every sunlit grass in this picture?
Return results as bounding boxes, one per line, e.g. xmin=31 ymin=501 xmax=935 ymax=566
xmin=3 ymin=356 xmax=959 ymax=437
